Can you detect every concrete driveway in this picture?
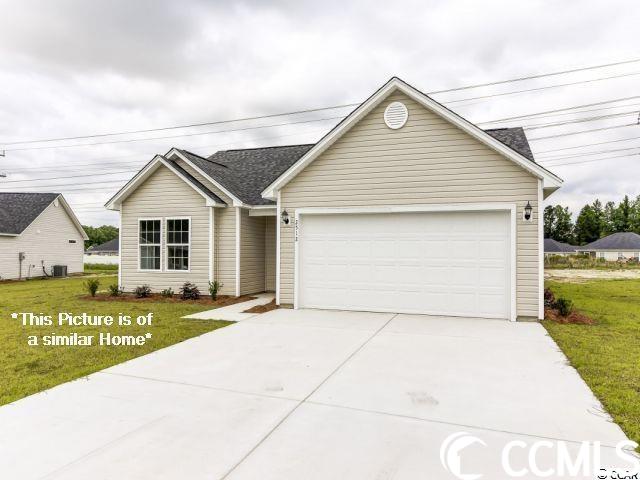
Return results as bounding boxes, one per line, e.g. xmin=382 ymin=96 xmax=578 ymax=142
xmin=0 ymin=309 xmax=631 ymax=479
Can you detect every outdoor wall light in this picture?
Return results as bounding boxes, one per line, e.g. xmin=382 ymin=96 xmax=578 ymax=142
xmin=524 ymin=201 xmax=533 ymax=221
xmin=281 ymin=209 xmax=290 ymax=225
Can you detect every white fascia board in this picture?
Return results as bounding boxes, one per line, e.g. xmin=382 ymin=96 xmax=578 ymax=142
xmin=166 ymin=149 xmax=246 ymax=207
xmin=261 ymin=77 xmax=563 ymax=199
xmin=105 ymin=155 xmax=224 ymax=210
xmin=0 ymin=233 xmax=19 ymax=237
xmin=57 ymin=194 xmax=90 ymax=240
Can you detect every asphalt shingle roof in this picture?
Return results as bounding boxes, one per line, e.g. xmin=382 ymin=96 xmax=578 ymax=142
xmin=0 ymin=192 xmax=59 ymax=235
xmin=579 ymin=232 xmax=640 ymax=251
xmin=88 ymin=237 xmax=119 ymax=253
xmin=164 ymin=157 xmax=227 ymax=205
xmin=174 ymin=127 xmax=534 ymax=206
xmin=544 ymin=238 xmax=577 ymax=253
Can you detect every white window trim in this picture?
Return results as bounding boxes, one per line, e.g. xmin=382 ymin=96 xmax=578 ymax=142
xmin=165 ymin=217 xmax=192 ymax=273
xmin=293 ymin=203 xmax=518 ymax=322
xmin=137 ymin=217 xmax=163 ymax=272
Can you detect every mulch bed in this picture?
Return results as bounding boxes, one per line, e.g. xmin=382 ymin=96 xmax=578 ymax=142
xmin=243 ymin=299 xmax=279 ymax=314
xmin=81 ymin=293 xmax=256 ymax=306
xmin=544 ymin=307 xmax=594 ymax=325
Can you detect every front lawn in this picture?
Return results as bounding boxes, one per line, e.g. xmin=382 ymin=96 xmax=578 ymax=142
xmin=544 ymin=279 xmax=640 ymax=445
xmin=0 ymin=275 xmax=230 ymax=406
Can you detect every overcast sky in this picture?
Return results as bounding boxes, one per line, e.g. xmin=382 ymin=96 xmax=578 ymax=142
xmin=0 ymin=0 xmax=639 ymax=226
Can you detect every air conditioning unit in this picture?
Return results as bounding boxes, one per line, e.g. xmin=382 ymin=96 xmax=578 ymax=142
xmin=52 ymin=265 xmax=68 ymax=277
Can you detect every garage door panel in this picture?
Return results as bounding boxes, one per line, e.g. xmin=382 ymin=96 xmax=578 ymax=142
xmin=298 ymin=211 xmax=511 ymax=319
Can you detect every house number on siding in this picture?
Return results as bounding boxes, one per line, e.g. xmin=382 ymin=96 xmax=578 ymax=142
xmin=295 ymin=219 xmax=299 ymax=242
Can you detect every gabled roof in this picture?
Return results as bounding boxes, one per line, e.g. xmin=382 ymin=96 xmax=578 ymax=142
xmin=173 ymin=145 xmax=314 ymax=206
xmin=485 ymin=127 xmax=534 ymax=162
xmin=261 ymin=77 xmax=562 ymax=199
xmin=544 ymin=238 xmax=577 ymax=253
xmin=88 ymin=237 xmax=119 ymax=253
xmin=105 ymin=155 xmax=227 ymax=210
xmin=0 ymin=192 xmax=88 ymax=239
xmin=578 ymin=232 xmax=640 ymax=251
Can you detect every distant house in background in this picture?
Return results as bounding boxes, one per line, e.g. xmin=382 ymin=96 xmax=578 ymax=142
xmin=0 ymin=193 xmax=88 ymax=280
xmin=544 ymin=238 xmax=578 ymax=258
xmin=577 ymin=232 xmax=640 ymax=261
xmin=85 ymin=237 xmax=119 ymax=265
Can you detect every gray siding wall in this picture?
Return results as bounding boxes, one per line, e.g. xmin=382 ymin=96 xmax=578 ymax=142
xmin=121 ymin=165 xmax=211 ymax=292
xmin=0 ymin=201 xmax=84 ymax=280
xmin=264 ymin=216 xmax=276 ymax=291
xmin=279 ymin=91 xmax=540 ymax=318
xmin=240 ymin=210 xmax=266 ymax=295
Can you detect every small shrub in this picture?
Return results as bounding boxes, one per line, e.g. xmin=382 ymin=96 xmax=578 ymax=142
xmin=180 ymin=282 xmax=200 ymax=300
xmin=208 ymin=280 xmax=223 ymax=300
xmin=84 ymin=278 xmax=100 ymax=297
xmin=555 ymin=297 xmax=573 ymax=317
xmin=543 ymin=288 xmax=556 ymax=308
xmin=161 ymin=288 xmax=174 ymax=298
xmin=108 ymin=284 xmax=123 ymax=296
xmin=135 ymin=284 xmax=152 ymax=298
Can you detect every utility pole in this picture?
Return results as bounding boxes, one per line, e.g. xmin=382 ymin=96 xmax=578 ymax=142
xmin=0 ymin=150 xmax=5 ymax=177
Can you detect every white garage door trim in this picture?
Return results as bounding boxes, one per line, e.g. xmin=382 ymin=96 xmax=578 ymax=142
xmin=294 ymin=203 xmax=517 ymax=321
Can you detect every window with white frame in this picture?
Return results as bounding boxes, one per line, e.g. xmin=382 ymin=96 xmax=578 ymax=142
xmin=139 ymin=219 xmax=161 ymax=270
xmin=598 ymin=252 xmax=605 ymax=259
xmin=166 ymin=218 xmax=190 ymax=270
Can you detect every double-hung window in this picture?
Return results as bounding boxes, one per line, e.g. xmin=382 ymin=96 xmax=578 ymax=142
xmin=166 ymin=218 xmax=190 ymax=271
xmin=139 ymin=219 xmax=161 ymax=270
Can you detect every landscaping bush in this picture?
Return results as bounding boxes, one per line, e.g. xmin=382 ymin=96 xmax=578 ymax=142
xmin=208 ymin=280 xmax=222 ymax=300
xmin=555 ymin=297 xmax=574 ymax=317
xmin=161 ymin=288 xmax=174 ymax=298
xmin=544 ymin=288 xmax=556 ymax=308
xmin=108 ymin=284 xmax=123 ymax=296
xmin=84 ymin=278 xmax=100 ymax=297
xmin=134 ymin=284 xmax=152 ymax=298
xmin=180 ymin=282 xmax=200 ymax=300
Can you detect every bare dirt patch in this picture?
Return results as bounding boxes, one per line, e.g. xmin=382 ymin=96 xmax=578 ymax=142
xmin=82 ymin=294 xmax=256 ymax=307
xmin=243 ymin=299 xmax=279 ymax=314
xmin=544 ymin=307 xmax=594 ymax=325
xmin=545 ymin=269 xmax=640 ymax=283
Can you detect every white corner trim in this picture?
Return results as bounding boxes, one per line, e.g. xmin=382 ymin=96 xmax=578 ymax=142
xmin=538 ymin=179 xmax=544 ymax=320
xmin=235 ymin=207 xmax=241 ymax=297
xmin=276 ymin=191 xmax=281 ymax=305
xmin=261 ymin=77 xmax=563 ymax=199
xmin=293 ymin=203 xmax=518 ymax=322
xmin=209 ymin=207 xmax=214 ymax=283
xmin=167 ymin=149 xmax=246 ymax=207
xmin=118 ymin=205 xmax=123 ymax=289
xmin=105 ymin=155 xmax=223 ymax=210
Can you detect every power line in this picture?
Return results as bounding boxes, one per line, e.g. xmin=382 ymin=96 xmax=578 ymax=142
xmin=3 ymin=58 xmax=640 ymax=149
xmin=534 ymin=135 xmax=640 ymax=155
xmin=445 ymin=71 xmax=640 ymax=105
xmin=544 ymin=152 xmax=640 ymax=167
xmin=1 ymin=169 xmax=139 ymax=184
xmin=538 ymin=145 xmax=640 ymax=161
xmin=523 ymin=109 xmax=640 ymax=130
xmin=528 ymin=123 xmax=638 ymax=141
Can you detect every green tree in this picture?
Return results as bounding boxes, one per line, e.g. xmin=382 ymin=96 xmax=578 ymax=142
xmin=82 ymin=225 xmax=119 ymax=249
xmin=574 ymin=204 xmax=602 ymax=245
xmin=543 ymin=204 xmax=574 ymax=243
xmin=602 ymin=201 xmax=617 ymax=236
xmin=630 ymin=195 xmax=640 ymax=234
xmin=613 ymin=195 xmax=632 ymax=232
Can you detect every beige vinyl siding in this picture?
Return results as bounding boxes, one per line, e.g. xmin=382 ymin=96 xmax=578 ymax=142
xmin=174 ymin=158 xmax=238 ymax=295
xmin=239 ymin=210 xmax=266 ymax=295
xmin=121 ymin=165 xmax=211 ymax=292
xmin=279 ymin=91 xmax=541 ymax=318
xmin=264 ymin=216 xmax=276 ymax=291
xmin=0 ymin=201 xmax=84 ymax=280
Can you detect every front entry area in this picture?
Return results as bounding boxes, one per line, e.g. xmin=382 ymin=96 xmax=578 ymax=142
xmin=297 ymin=209 xmax=513 ymax=319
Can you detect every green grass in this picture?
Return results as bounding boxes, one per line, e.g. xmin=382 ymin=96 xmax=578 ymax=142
xmin=544 ymin=279 xmax=640 ymax=445
xmin=0 ymin=275 xmax=230 ymax=406
xmin=84 ymin=263 xmax=119 ymax=275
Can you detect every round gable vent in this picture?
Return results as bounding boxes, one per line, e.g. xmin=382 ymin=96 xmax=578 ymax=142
xmin=383 ymin=101 xmax=408 ymax=129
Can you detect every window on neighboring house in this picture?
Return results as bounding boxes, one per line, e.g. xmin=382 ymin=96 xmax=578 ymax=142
xmin=139 ymin=219 xmax=161 ymax=270
xmin=598 ymin=252 xmax=605 ymax=259
xmin=618 ymin=252 xmax=625 ymax=260
xmin=166 ymin=218 xmax=190 ymax=271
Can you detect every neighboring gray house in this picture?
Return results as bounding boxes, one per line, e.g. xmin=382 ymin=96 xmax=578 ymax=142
xmin=544 ymin=238 xmax=578 ymax=258
xmin=577 ymin=232 xmax=640 ymax=261
xmin=0 ymin=193 xmax=88 ymax=280
xmin=85 ymin=238 xmax=119 ymax=265
xmin=106 ymin=77 xmax=562 ymax=321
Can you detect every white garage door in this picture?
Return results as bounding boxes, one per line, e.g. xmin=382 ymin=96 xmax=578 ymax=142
xmin=298 ymin=210 xmax=511 ymax=319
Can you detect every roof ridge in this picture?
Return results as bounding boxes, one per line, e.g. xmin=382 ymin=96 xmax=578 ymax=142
xmin=218 ymin=143 xmax=315 ymax=153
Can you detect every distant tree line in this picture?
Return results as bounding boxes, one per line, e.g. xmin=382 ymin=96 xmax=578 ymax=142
xmin=544 ymin=195 xmax=640 ymax=245
xmin=82 ymin=224 xmax=119 ymax=249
